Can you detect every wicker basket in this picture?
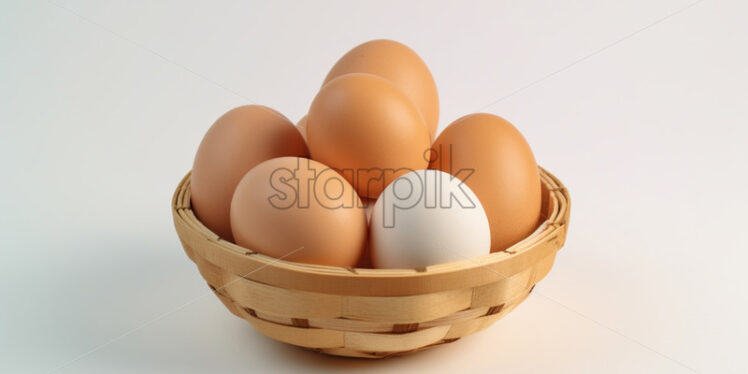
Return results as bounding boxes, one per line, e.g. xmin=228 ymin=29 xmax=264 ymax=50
xmin=172 ymin=167 xmax=570 ymax=358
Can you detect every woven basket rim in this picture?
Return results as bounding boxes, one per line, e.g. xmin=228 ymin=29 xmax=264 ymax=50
xmin=172 ymin=166 xmax=569 ymax=296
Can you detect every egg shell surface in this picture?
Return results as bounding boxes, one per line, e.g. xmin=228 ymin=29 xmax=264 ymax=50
xmin=429 ymin=113 xmax=542 ymax=252
xmin=307 ymin=73 xmax=431 ymax=199
xmin=370 ymin=169 xmax=491 ymax=269
xmin=191 ymin=105 xmax=308 ymax=241
xmin=230 ymin=157 xmax=367 ymax=267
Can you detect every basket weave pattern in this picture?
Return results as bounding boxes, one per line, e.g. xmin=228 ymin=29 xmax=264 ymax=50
xmin=172 ymin=167 xmax=570 ymax=358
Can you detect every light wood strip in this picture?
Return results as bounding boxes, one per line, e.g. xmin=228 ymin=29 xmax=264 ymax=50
xmin=245 ymin=314 xmax=344 ymax=349
xmin=471 ymin=266 xmax=535 ymax=308
xmin=444 ymin=311 xmax=505 ymax=340
xmin=343 ymin=288 xmax=472 ymax=323
xmin=221 ymin=274 xmax=344 ymax=319
xmin=344 ymin=325 xmax=450 ymax=352
xmin=534 ymin=251 xmax=557 ymax=284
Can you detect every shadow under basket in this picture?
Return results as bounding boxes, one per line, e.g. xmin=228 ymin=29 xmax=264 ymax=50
xmin=172 ymin=167 xmax=570 ymax=358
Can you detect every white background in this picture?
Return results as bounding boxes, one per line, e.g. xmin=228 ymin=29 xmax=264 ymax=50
xmin=1 ymin=0 xmax=746 ymax=373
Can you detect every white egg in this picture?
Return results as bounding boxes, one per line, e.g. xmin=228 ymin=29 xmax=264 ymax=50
xmin=370 ymin=169 xmax=491 ymax=269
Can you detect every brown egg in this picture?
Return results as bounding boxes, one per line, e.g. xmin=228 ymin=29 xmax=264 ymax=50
xmin=296 ymin=114 xmax=308 ymax=141
xmin=429 ymin=113 xmax=542 ymax=252
xmin=323 ymin=40 xmax=439 ymax=140
xmin=307 ymin=73 xmax=431 ymax=199
xmin=191 ymin=105 xmax=308 ymax=241
xmin=230 ymin=157 xmax=367 ymax=267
